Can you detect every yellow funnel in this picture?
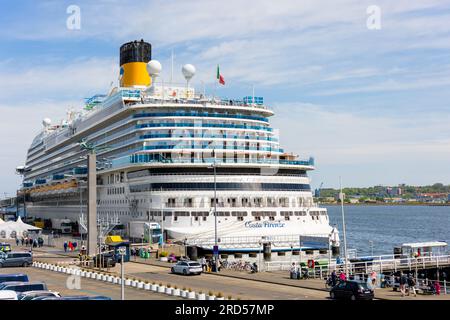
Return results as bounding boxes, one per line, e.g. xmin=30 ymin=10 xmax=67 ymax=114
xmin=120 ymin=40 xmax=152 ymax=87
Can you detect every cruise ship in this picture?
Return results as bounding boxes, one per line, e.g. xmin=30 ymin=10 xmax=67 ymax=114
xmin=18 ymin=40 xmax=340 ymax=252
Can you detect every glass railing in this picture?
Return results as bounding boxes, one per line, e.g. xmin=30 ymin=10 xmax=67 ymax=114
xmin=136 ymin=122 xmax=273 ymax=132
xmin=133 ymin=112 xmax=268 ymax=122
xmin=111 ymin=154 xmax=314 ymax=168
xmin=143 ymin=145 xmax=284 ymax=152
xmin=139 ymin=133 xmax=278 ymax=142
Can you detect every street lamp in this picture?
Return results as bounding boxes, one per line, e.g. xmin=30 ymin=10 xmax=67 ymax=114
xmin=207 ymin=149 xmax=219 ymax=272
xmin=339 ymin=176 xmax=349 ymax=278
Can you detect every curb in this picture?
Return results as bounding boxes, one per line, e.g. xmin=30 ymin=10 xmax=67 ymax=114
xmin=31 ymin=260 xmax=230 ymax=300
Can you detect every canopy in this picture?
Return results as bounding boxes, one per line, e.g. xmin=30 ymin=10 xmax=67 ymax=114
xmin=0 ymin=216 xmax=41 ymax=239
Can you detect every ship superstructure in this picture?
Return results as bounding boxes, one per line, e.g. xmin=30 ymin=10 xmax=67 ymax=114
xmin=19 ymin=40 xmax=339 ymax=252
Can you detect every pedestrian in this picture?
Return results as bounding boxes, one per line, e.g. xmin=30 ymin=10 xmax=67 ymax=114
xmin=407 ymin=274 xmax=417 ymax=297
xmin=63 ymin=241 xmax=68 ymax=252
xmin=68 ymin=241 xmax=74 ymax=251
xmin=399 ymin=271 xmax=407 ymax=297
xmin=331 ymin=270 xmax=337 ymax=286
xmin=73 ymin=242 xmax=77 ymax=251
xmin=434 ymin=281 xmax=441 ymax=295
xmin=290 ymin=263 xmax=297 ymax=279
xmin=15 ymin=238 xmax=19 ymax=246
xmin=38 ymin=237 xmax=43 ymax=247
xmin=370 ymin=270 xmax=377 ymax=287
xmin=339 ymin=271 xmax=347 ymax=281
xmin=21 ymin=237 xmax=24 ymax=246
xmin=201 ymin=256 xmax=207 ymax=272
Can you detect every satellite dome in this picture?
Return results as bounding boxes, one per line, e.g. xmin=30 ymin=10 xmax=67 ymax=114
xmin=42 ymin=118 xmax=52 ymax=127
xmin=182 ymin=64 xmax=196 ymax=80
xmin=146 ymin=60 xmax=162 ymax=76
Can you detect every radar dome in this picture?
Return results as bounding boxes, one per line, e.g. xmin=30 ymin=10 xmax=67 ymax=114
xmin=42 ymin=118 xmax=52 ymax=127
xmin=182 ymin=64 xmax=196 ymax=80
xmin=146 ymin=60 xmax=162 ymax=76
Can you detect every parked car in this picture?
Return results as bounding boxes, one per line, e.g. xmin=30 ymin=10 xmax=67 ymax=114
xmin=0 ymin=281 xmax=47 ymax=293
xmin=0 ymin=273 xmax=29 ymax=283
xmin=171 ymin=261 xmax=203 ymax=275
xmin=329 ymin=280 xmax=374 ymax=300
xmin=39 ymin=295 xmax=112 ymax=300
xmin=0 ymin=252 xmax=33 ymax=268
xmin=0 ymin=290 xmax=18 ymax=300
xmin=17 ymin=290 xmax=60 ymax=300
xmin=93 ymin=252 xmax=116 ymax=268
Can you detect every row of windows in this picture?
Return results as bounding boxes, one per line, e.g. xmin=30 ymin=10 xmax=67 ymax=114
xmin=107 ymin=187 xmax=125 ymax=195
xmin=130 ymin=182 xmax=311 ymax=192
xmin=97 ymin=210 xmax=327 ymax=221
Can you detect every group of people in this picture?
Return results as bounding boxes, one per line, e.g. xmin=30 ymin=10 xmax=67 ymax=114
xmin=130 ymin=247 xmax=153 ymax=259
xmin=63 ymin=241 xmax=78 ymax=252
xmin=326 ymin=270 xmax=348 ymax=287
xmin=289 ymin=262 xmax=312 ymax=280
xmin=398 ymin=271 xmax=442 ymax=296
xmin=15 ymin=237 xmax=43 ymax=248
xmin=201 ymin=257 xmax=221 ymax=272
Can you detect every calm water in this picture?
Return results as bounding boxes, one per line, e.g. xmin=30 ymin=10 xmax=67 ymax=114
xmin=325 ymin=205 xmax=450 ymax=257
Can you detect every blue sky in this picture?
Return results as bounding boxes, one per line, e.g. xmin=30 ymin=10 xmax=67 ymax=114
xmin=1 ymin=0 xmax=450 ymax=196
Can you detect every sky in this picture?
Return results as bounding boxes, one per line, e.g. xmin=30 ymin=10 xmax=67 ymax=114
xmin=0 ymin=0 xmax=450 ymax=196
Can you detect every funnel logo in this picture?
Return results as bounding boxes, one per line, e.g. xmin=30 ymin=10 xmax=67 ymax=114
xmin=66 ymin=5 xmax=81 ymax=30
xmin=119 ymin=67 xmax=124 ymax=82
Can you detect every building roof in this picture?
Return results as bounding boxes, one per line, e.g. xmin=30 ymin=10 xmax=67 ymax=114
xmin=401 ymin=241 xmax=447 ymax=249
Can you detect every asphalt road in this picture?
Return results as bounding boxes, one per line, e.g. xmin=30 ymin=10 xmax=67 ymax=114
xmin=109 ymin=263 xmax=329 ymax=300
xmin=0 ymin=266 xmax=179 ymax=300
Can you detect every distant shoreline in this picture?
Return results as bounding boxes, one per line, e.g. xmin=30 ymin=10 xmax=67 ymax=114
xmin=320 ymin=202 xmax=450 ymax=207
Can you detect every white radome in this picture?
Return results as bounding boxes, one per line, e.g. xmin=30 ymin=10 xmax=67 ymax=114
xmin=182 ymin=64 xmax=196 ymax=80
xmin=147 ymin=60 xmax=162 ymax=76
xmin=42 ymin=118 xmax=52 ymax=127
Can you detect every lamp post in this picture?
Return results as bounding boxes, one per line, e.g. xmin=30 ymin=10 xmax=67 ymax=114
xmin=328 ymin=232 xmax=332 ymax=276
xmin=339 ymin=176 xmax=348 ymax=278
xmin=208 ymin=149 xmax=219 ymax=272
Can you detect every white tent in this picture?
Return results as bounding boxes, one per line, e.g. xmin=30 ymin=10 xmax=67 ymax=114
xmin=0 ymin=216 xmax=41 ymax=240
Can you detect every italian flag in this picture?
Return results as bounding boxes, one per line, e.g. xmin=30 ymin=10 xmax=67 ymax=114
xmin=217 ymin=65 xmax=225 ymax=85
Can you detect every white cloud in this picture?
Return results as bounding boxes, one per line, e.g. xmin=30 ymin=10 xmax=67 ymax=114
xmin=271 ymin=102 xmax=450 ymax=186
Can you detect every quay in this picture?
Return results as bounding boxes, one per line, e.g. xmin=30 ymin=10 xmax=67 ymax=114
xmin=5 ymin=238 xmax=450 ymax=300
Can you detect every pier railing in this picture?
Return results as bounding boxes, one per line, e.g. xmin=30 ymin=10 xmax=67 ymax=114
xmin=265 ymin=254 xmax=450 ymax=278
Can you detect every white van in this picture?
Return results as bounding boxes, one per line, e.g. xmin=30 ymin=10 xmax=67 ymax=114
xmin=0 ymin=290 xmax=18 ymax=300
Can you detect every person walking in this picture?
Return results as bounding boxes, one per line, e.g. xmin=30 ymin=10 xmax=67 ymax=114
xmin=399 ymin=272 xmax=407 ymax=297
xmin=63 ymin=241 xmax=68 ymax=252
xmin=370 ymin=270 xmax=377 ymax=287
xmin=68 ymin=241 xmax=73 ymax=251
xmin=331 ymin=270 xmax=337 ymax=286
xmin=20 ymin=237 xmax=24 ymax=246
xmin=339 ymin=271 xmax=347 ymax=281
xmin=15 ymin=238 xmax=19 ymax=246
xmin=434 ymin=281 xmax=441 ymax=295
xmin=201 ymin=257 xmax=207 ymax=272
xmin=407 ymin=274 xmax=417 ymax=297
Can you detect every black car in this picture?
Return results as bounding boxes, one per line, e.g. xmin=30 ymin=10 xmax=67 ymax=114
xmin=93 ymin=252 xmax=116 ymax=268
xmin=329 ymin=280 xmax=374 ymax=300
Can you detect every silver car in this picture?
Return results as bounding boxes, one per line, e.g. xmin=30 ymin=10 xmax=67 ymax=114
xmin=17 ymin=290 xmax=60 ymax=300
xmin=0 ymin=252 xmax=33 ymax=268
xmin=171 ymin=261 xmax=203 ymax=275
